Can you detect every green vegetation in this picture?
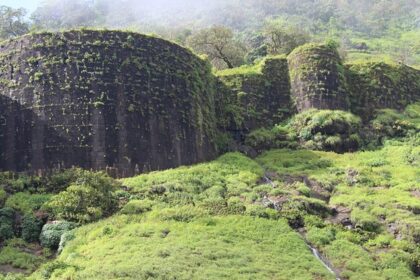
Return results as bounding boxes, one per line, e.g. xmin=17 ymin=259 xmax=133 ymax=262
xmin=31 ymin=216 xmax=334 ymax=280
xmin=289 ymin=110 xmax=361 ymax=152
xmin=43 ymin=171 xmax=120 ymax=224
xmin=0 ymin=2 xmax=419 ymax=277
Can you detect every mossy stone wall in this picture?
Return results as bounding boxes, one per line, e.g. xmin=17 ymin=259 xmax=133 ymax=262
xmin=288 ymin=44 xmax=349 ymax=112
xmin=0 ymin=30 xmax=218 ymax=177
xmin=216 ymin=56 xmax=292 ymax=134
xmin=346 ymin=62 xmax=420 ymax=120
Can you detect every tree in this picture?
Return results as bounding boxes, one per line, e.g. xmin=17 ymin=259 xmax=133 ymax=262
xmin=31 ymin=0 xmax=98 ymax=30
xmin=44 ymin=170 xmax=119 ymax=224
xmin=262 ymin=19 xmax=310 ymax=55
xmin=187 ymin=26 xmax=247 ymax=69
xmin=0 ymin=6 xmax=29 ymax=40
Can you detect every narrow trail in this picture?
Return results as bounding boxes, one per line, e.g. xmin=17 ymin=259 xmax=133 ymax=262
xmin=261 ymin=170 xmax=342 ymax=280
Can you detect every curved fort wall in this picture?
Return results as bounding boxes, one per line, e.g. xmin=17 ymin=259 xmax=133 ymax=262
xmin=0 ymin=32 xmax=418 ymax=175
xmin=0 ymin=30 xmax=218 ymax=176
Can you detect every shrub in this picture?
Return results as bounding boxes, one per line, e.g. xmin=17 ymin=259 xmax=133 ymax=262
xmin=44 ymin=171 xmax=119 ymax=223
xmin=58 ymin=231 xmax=75 ymax=254
xmin=350 ymin=208 xmax=381 ymax=232
xmin=39 ymin=221 xmax=78 ymax=249
xmin=370 ymin=108 xmax=418 ymax=142
xmin=245 ymin=126 xmax=294 ymax=152
xmin=227 ymin=197 xmax=246 ymax=214
xmin=40 ymin=261 xmax=70 ymax=279
xmin=199 ymin=198 xmax=228 ymax=215
xmin=21 ymin=215 xmax=43 ymax=243
xmin=120 ymin=199 xmax=154 ymax=215
xmin=0 ymin=188 xmax=7 ymax=207
xmin=0 ymin=207 xmax=15 ymax=241
xmin=5 ymin=192 xmax=51 ymax=214
xmin=0 ymin=245 xmax=41 ymax=270
xmin=245 ymin=205 xmax=280 ymax=220
xmin=289 ymin=109 xmax=361 ymax=152
xmin=306 ymin=226 xmax=336 ymax=247
xmin=153 ymin=206 xmax=206 ymax=222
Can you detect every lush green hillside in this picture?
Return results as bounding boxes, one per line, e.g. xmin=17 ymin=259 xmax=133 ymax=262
xmin=1 ymin=104 xmax=418 ymax=279
xmin=30 ymin=216 xmax=334 ymax=280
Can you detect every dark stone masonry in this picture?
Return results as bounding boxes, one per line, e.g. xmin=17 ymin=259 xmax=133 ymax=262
xmin=0 ymin=30 xmax=419 ymax=175
xmin=0 ymin=30 xmax=218 ymax=177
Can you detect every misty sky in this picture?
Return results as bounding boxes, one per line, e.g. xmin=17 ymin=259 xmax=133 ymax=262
xmin=2 ymin=0 xmax=41 ymax=12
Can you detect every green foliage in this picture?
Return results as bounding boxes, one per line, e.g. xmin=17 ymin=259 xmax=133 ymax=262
xmin=21 ymin=215 xmax=43 ymax=243
xmin=120 ymin=199 xmax=154 ymax=215
xmin=0 ymin=245 xmax=41 ymax=271
xmin=32 ymin=215 xmax=334 ymax=280
xmin=290 ymin=109 xmax=362 ymax=152
xmin=123 ymin=153 xmax=263 ymax=205
xmin=350 ymin=208 xmax=381 ymax=232
xmin=0 ymin=207 xmax=15 ymax=241
xmin=0 ymin=6 xmax=29 ymax=40
xmin=371 ymin=104 xmax=420 ymax=141
xmin=263 ymin=18 xmax=310 ymax=55
xmin=5 ymin=193 xmax=51 ymax=215
xmin=39 ymin=222 xmax=78 ymax=249
xmin=245 ymin=126 xmax=295 ymax=152
xmin=0 ymin=188 xmax=6 ymax=207
xmin=186 ymin=26 xmax=246 ymax=69
xmin=44 ymin=171 xmax=119 ymax=223
xmin=306 ymin=226 xmax=336 ymax=247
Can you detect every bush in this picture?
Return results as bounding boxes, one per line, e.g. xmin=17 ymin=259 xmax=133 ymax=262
xmin=245 ymin=126 xmax=294 ymax=153
xmin=21 ymin=215 xmax=43 ymax=243
xmin=199 ymin=198 xmax=228 ymax=215
xmin=153 ymin=206 xmax=206 ymax=222
xmin=371 ymin=108 xmax=418 ymax=142
xmin=120 ymin=199 xmax=154 ymax=215
xmin=40 ymin=221 xmax=78 ymax=249
xmin=5 ymin=192 xmax=51 ymax=214
xmin=0 ymin=188 xmax=7 ymax=207
xmin=227 ymin=197 xmax=246 ymax=214
xmin=0 ymin=208 xmax=15 ymax=241
xmin=290 ymin=109 xmax=361 ymax=152
xmin=58 ymin=231 xmax=75 ymax=254
xmin=306 ymin=226 xmax=336 ymax=247
xmin=350 ymin=208 xmax=381 ymax=232
xmin=245 ymin=205 xmax=280 ymax=220
xmin=40 ymin=261 xmax=70 ymax=279
xmin=44 ymin=171 xmax=119 ymax=223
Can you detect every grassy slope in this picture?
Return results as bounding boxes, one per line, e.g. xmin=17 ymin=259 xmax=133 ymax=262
xmin=257 ymin=143 xmax=419 ymax=279
xmin=38 ymin=216 xmax=333 ymax=280
xmin=23 ymin=138 xmax=418 ymax=280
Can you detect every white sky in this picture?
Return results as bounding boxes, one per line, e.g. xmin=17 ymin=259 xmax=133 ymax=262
xmin=1 ymin=0 xmax=41 ymax=13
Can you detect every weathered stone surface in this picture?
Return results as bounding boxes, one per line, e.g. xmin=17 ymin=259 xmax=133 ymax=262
xmin=0 ymin=34 xmax=419 ymax=176
xmin=0 ymin=30 xmax=218 ymax=177
xmin=288 ymin=43 xmax=349 ymax=112
xmin=346 ymin=62 xmax=420 ymax=120
xmin=216 ymin=56 xmax=292 ymax=134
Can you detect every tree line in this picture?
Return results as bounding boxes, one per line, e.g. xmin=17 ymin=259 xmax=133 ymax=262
xmin=1 ymin=0 xmax=419 ymax=69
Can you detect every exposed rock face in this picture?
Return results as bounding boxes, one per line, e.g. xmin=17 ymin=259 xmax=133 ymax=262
xmin=0 ymin=30 xmax=218 ymax=177
xmin=288 ymin=44 xmax=349 ymax=112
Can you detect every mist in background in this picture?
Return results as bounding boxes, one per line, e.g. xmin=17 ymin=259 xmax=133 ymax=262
xmin=1 ymin=0 xmax=419 ymax=68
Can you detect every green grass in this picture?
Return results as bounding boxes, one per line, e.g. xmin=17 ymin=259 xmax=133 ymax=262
xmin=29 ymin=215 xmax=334 ymax=280
xmin=123 ymin=152 xmax=264 ymax=204
xmin=256 ymin=141 xmax=419 ymax=279
xmin=0 ymin=240 xmax=45 ymax=272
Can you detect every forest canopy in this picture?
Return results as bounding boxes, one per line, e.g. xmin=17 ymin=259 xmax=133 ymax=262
xmin=1 ymin=0 xmax=419 ymax=68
